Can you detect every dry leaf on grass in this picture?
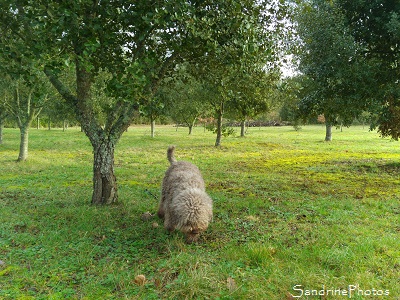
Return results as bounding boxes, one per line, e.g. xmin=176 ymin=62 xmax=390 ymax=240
xmin=226 ymin=277 xmax=237 ymax=292
xmin=134 ymin=274 xmax=146 ymax=286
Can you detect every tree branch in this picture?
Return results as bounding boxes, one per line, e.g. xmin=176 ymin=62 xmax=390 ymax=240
xmin=43 ymin=67 xmax=78 ymax=106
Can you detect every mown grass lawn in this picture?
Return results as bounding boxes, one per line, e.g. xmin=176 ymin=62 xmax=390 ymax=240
xmin=0 ymin=125 xmax=399 ymax=299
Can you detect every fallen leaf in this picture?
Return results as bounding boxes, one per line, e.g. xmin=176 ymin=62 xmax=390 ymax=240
xmin=226 ymin=277 xmax=237 ymax=291
xmin=134 ymin=274 xmax=146 ymax=286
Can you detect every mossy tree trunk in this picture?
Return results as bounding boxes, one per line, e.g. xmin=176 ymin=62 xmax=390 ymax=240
xmin=92 ymin=139 xmax=118 ymax=205
xmin=75 ymin=65 xmax=121 ymax=205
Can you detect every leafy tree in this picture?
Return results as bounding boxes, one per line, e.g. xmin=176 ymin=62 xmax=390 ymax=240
xmin=278 ymin=75 xmax=311 ymax=130
xmin=198 ymin=57 xmax=279 ymax=145
xmin=294 ymin=0 xmax=400 ymax=141
xmin=227 ymin=66 xmax=280 ymax=137
xmin=140 ymin=94 xmax=166 ymax=138
xmin=1 ymin=76 xmax=48 ymax=161
xmin=200 ymin=64 xmax=232 ymax=146
xmin=337 ymin=0 xmax=400 ymax=139
xmin=294 ymin=0 xmax=373 ymax=141
xmin=185 ymin=0 xmax=287 ymax=146
xmin=0 ymin=0 xmax=271 ymax=204
xmin=163 ymin=72 xmax=211 ymax=135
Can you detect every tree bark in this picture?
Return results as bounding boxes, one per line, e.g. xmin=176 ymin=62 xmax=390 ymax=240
xmin=91 ymin=139 xmax=118 ymax=205
xmin=0 ymin=119 xmax=4 ymax=144
xmin=325 ymin=123 xmax=332 ymax=141
xmin=215 ymin=105 xmax=223 ymax=147
xmin=17 ymin=125 xmax=29 ymax=161
xmin=151 ymin=119 xmax=155 ymax=138
xmin=188 ymin=118 xmax=196 ymax=135
xmin=13 ymin=89 xmax=41 ymax=162
xmin=240 ymin=120 xmax=246 ymax=137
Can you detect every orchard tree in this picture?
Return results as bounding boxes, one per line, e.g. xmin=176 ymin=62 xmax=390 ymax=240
xmin=294 ymin=0 xmax=399 ymax=141
xmin=278 ymin=75 xmax=311 ymax=130
xmin=163 ymin=67 xmax=212 ymax=135
xmin=198 ymin=55 xmax=281 ymax=145
xmin=140 ymin=94 xmax=165 ymax=138
xmin=0 ymin=0 xmax=274 ymax=204
xmin=294 ymin=0 xmax=374 ymax=141
xmin=337 ymin=0 xmax=400 ymax=139
xmin=227 ymin=66 xmax=280 ymax=137
xmin=198 ymin=1 xmax=287 ymax=145
xmin=0 ymin=75 xmax=49 ymax=161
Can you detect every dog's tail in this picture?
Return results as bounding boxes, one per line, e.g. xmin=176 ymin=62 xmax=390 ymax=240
xmin=167 ymin=145 xmax=177 ymax=164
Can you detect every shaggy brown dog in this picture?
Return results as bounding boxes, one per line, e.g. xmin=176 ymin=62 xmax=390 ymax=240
xmin=158 ymin=146 xmax=213 ymax=243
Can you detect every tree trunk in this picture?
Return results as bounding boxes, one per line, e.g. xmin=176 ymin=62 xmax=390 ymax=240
xmin=240 ymin=120 xmax=246 ymax=137
xmin=215 ymin=106 xmax=223 ymax=147
xmin=17 ymin=125 xmax=29 ymax=161
xmin=0 ymin=118 xmax=4 ymax=144
xmin=151 ymin=119 xmax=155 ymax=138
xmin=325 ymin=123 xmax=332 ymax=141
xmin=91 ymin=139 xmax=118 ymax=205
xmin=188 ymin=118 xmax=196 ymax=135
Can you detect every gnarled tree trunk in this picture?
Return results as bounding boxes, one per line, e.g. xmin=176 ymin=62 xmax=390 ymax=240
xmin=92 ymin=139 xmax=118 ymax=205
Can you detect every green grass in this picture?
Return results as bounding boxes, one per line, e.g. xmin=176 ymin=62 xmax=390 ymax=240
xmin=0 ymin=125 xmax=399 ymax=299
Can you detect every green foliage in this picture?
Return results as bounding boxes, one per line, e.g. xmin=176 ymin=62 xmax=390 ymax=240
xmin=336 ymin=0 xmax=400 ymax=138
xmin=205 ymin=122 xmax=236 ymax=138
xmin=0 ymin=126 xmax=399 ymax=298
xmin=0 ymin=0 xmax=281 ymax=202
xmin=294 ymin=0 xmax=400 ymax=139
xmin=226 ymin=66 xmax=280 ymax=125
xmin=294 ymin=0 xmax=371 ymax=126
xmin=161 ymin=66 xmax=213 ymax=132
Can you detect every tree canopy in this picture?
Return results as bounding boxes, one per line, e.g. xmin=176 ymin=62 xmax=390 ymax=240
xmin=293 ymin=0 xmax=400 ymax=140
xmin=0 ymin=0 xmax=281 ymax=204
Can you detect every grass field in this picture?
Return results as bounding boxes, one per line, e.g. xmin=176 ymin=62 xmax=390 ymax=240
xmin=0 ymin=125 xmax=399 ymax=299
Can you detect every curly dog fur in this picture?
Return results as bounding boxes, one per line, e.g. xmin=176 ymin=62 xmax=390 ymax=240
xmin=158 ymin=146 xmax=213 ymax=243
